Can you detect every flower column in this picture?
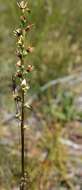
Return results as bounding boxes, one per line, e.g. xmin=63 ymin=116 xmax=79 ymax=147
xmin=12 ymin=1 xmax=34 ymax=189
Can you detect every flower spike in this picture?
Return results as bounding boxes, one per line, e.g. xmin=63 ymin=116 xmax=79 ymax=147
xmin=12 ymin=1 xmax=34 ymax=189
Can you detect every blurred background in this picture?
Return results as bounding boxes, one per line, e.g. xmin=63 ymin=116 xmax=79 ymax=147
xmin=0 ymin=0 xmax=82 ymax=189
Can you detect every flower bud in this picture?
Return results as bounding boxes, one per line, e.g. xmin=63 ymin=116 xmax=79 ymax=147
xmin=25 ymin=24 xmax=34 ymax=31
xmin=20 ymin=15 xmax=27 ymax=23
xmin=26 ymin=46 xmax=34 ymax=53
xmin=26 ymin=65 xmax=33 ymax=72
xmin=16 ymin=70 xmax=22 ymax=78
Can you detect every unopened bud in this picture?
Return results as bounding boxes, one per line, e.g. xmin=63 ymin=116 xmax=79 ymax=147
xmin=16 ymin=71 xmax=22 ymax=78
xmin=20 ymin=15 xmax=26 ymax=23
xmin=26 ymin=46 xmax=34 ymax=53
xmin=26 ymin=65 xmax=33 ymax=72
xmin=25 ymin=24 xmax=34 ymax=31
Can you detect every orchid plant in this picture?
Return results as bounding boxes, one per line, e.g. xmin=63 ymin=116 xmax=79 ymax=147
xmin=12 ymin=1 xmax=34 ymax=189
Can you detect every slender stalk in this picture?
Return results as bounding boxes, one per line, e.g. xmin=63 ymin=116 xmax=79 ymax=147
xmin=21 ymin=90 xmax=25 ymax=189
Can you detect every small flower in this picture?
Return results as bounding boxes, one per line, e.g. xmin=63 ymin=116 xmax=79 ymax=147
xmin=14 ymin=28 xmax=22 ymax=37
xmin=21 ymin=79 xmax=30 ymax=91
xmin=24 ymin=103 xmax=32 ymax=109
xmin=26 ymin=46 xmax=34 ymax=53
xmin=16 ymin=70 xmax=22 ymax=78
xmin=25 ymin=24 xmax=34 ymax=31
xmin=17 ymin=1 xmax=27 ymax=9
xmin=26 ymin=85 xmax=30 ymax=90
xmin=21 ymin=79 xmax=27 ymax=87
xmin=17 ymin=35 xmax=23 ymax=46
xmin=26 ymin=65 xmax=33 ymax=72
xmin=16 ymin=60 xmax=21 ymax=67
xmin=20 ymin=15 xmax=27 ymax=23
xmin=16 ymin=112 xmax=20 ymax=118
xmin=16 ymin=50 xmax=22 ymax=59
xmin=17 ymin=1 xmax=30 ymax=13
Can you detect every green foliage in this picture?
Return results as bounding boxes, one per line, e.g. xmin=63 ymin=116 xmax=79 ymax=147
xmin=53 ymin=91 xmax=77 ymax=122
xmin=39 ymin=90 xmax=77 ymax=124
